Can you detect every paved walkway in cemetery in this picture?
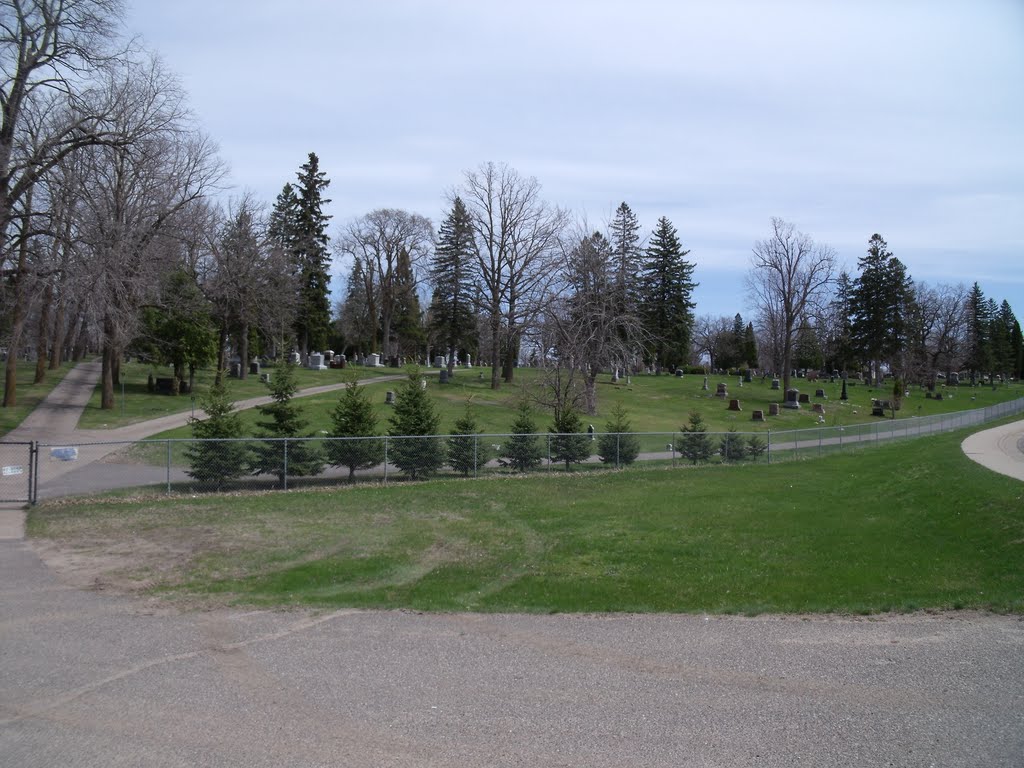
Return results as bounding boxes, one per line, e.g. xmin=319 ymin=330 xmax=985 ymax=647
xmin=961 ymin=419 xmax=1024 ymax=481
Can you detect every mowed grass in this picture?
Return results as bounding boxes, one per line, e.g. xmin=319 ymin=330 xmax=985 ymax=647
xmin=0 ymin=360 xmax=77 ymax=437
xmin=145 ymin=365 xmax=1024 ymax=440
xmin=27 ymin=423 xmax=1024 ymax=614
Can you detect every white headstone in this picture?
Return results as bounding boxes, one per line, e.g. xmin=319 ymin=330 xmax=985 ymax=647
xmin=308 ymin=353 xmax=327 ymax=370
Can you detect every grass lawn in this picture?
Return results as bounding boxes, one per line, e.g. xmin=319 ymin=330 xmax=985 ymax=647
xmin=27 ymin=422 xmax=1024 ymax=615
xmin=0 ymin=361 xmax=78 ymax=437
xmin=75 ymin=360 xmax=400 ymax=430
xmin=143 ymin=365 xmax=1024 ymax=440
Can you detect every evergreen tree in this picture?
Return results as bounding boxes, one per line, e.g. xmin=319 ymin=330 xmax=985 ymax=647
xmin=719 ymin=427 xmax=747 ymax=462
xmin=338 ymin=256 xmax=376 ymax=355
xmin=793 ymin=320 xmax=823 ymax=371
xmin=448 ymin=406 xmax=492 ymax=476
xmin=502 ymin=401 xmax=543 ymax=471
xmin=743 ymin=322 xmax=759 ymax=370
xmin=991 ymin=299 xmax=1016 ymax=378
xmin=185 ymin=380 xmax=249 ymax=490
xmin=849 ymin=234 xmax=913 ymax=381
xmin=825 ymin=270 xmax=857 ymax=373
xmin=549 ymin=407 xmax=591 ymax=470
xmin=428 ymin=197 xmax=477 ymax=374
xmin=1011 ymin=318 xmax=1024 ymax=381
xmin=273 ymin=154 xmax=332 ymax=360
xmin=638 ymin=216 xmax=698 ymax=372
xmin=388 ymin=370 xmax=444 ymax=479
xmin=597 ymin=402 xmax=640 ymax=467
xmin=609 ymin=201 xmax=643 ymax=326
xmin=964 ymin=282 xmax=992 ymax=383
xmin=746 ymin=434 xmax=768 ymax=461
xmin=678 ymin=410 xmax=713 ymax=465
xmin=392 ymin=247 xmax=425 ymax=359
xmin=250 ymin=361 xmax=324 ymax=487
xmin=326 ymin=380 xmax=384 ymax=482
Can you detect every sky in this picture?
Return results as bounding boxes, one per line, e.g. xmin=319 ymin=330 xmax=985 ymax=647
xmin=125 ymin=0 xmax=1024 ymax=320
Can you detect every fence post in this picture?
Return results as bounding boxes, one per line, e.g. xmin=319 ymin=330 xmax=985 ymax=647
xmin=28 ymin=441 xmax=37 ymax=504
xmin=166 ymin=440 xmax=172 ymax=494
xmin=283 ymin=439 xmax=288 ymax=491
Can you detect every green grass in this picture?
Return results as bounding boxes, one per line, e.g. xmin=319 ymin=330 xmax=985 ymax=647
xmin=0 ymin=361 xmax=78 ymax=437
xmin=75 ymin=361 xmax=399 ymax=430
xmin=27 ymin=422 xmax=1024 ymax=614
xmin=143 ymin=365 xmax=1024 ymax=440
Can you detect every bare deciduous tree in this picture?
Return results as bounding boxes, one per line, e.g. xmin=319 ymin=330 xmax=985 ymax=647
xmin=746 ymin=217 xmax=835 ymax=394
xmin=458 ymin=162 xmax=568 ymax=389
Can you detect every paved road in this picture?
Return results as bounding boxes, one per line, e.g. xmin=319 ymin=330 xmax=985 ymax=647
xmin=2 ymin=539 xmax=1022 ymax=767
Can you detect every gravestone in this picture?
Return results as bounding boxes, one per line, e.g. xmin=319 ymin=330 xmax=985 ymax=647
xmin=744 ymin=370 xmax=753 ymax=383
xmin=323 ymin=350 xmax=334 ymax=362
xmin=250 ymin=360 xmax=260 ymax=375
xmin=307 ymin=353 xmax=327 ymax=370
xmin=769 ymin=403 xmax=780 ymax=416
xmin=812 ymin=403 xmax=825 ymax=414
xmin=260 ymin=372 xmax=271 ymax=384
xmin=784 ymin=389 xmax=800 ymax=409
xmin=715 ymin=382 xmax=728 ymax=399
xmin=368 ymin=353 xmax=381 ymax=367
xmin=949 ymin=372 xmax=960 ymax=386
xmin=840 ymin=380 xmax=848 ymax=401
xmin=871 ymin=399 xmax=886 ymax=417
xmin=771 ymin=378 xmax=780 ymax=391
xmin=798 ymin=393 xmax=810 ymax=404
xmin=752 ymin=409 xmax=765 ymax=422
xmin=702 ymin=376 xmax=709 ymax=391
xmin=465 ymin=354 xmax=472 ymax=368
xmin=439 ymin=369 xmax=449 ymax=384
xmin=815 ymin=388 xmax=826 ymax=398
xmin=385 ymin=390 xmax=395 ymax=404
xmin=434 ymin=355 xmax=446 ymax=368
xmin=230 ymin=362 xmax=241 ymax=378
xmin=675 ymin=369 xmax=684 ymax=377
xmin=728 ymin=399 xmax=742 ymax=411
xmin=289 ymin=351 xmax=301 ymax=365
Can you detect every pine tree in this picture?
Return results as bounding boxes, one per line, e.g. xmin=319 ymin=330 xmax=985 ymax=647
xmin=1011 ymin=318 xmax=1024 ymax=381
xmin=597 ymin=402 xmax=640 ymax=467
xmin=448 ymin=406 xmax=492 ymax=476
xmin=250 ymin=362 xmax=324 ymax=487
xmin=549 ymin=407 xmax=591 ymax=470
xmin=388 ymin=370 xmax=444 ymax=479
xmin=338 ymin=256 xmax=376 ymax=355
xmin=502 ymin=401 xmax=543 ymax=472
xmin=609 ymin=201 xmax=643 ymax=323
xmin=743 ymin=322 xmax=759 ymax=370
xmin=275 ymin=153 xmax=332 ymax=360
xmin=428 ymin=197 xmax=477 ymax=374
xmin=719 ymin=427 xmax=747 ymax=462
xmin=991 ymin=299 xmax=1016 ymax=378
xmin=964 ymin=283 xmax=992 ymax=383
xmin=185 ymin=380 xmax=249 ymax=490
xmin=639 ymin=216 xmax=698 ymax=372
xmin=326 ymin=380 xmax=384 ymax=482
xmin=679 ymin=410 xmax=713 ymax=465
xmin=746 ymin=434 xmax=767 ymax=461
xmin=849 ymin=234 xmax=912 ymax=381
xmin=392 ymin=247 xmax=425 ymax=359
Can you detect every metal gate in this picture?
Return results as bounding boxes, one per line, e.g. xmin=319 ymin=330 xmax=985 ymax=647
xmin=0 ymin=441 xmax=36 ymax=504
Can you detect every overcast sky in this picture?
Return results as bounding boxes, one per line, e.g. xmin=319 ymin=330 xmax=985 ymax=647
xmin=126 ymin=0 xmax=1024 ymax=319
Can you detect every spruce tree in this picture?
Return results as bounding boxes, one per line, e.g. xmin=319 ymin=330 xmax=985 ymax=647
xmin=609 ymin=201 xmax=643 ymax=321
xmin=719 ymin=427 xmax=747 ymax=463
xmin=388 ymin=370 xmax=444 ymax=479
xmin=392 ymin=247 xmax=425 ymax=359
xmin=597 ymin=402 xmax=640 ymax=467
xmin=964 ymin=283 xmax=992 ymax=383
xmin=549 ymin=407 xmax=591 ymax=470
xmin=849 ymin=234 xmax=912 ymax=382
xmin=678 ymin=410 xmax=713 ymax=465
xmin=448 ymin=406 xmax=492 ymax=476
xmin=639 ymin=216 xmax=698 ymax=372
xmin=250 ymin=361 xmax=324 ymax=487
xmin=185 ymin=380 xmax=249 ymax=490
xmin=502 ymin=401 xmax=543 ymax=472
xmin=326 ymin=380 xmax=384 ymax=482
xmin=428 ymin=197 xmax=477 ymax=375
xmin=743 ymin=322 xmax=759 ymax=370
xmin=274 ymin=154 xmax=332 ymax=360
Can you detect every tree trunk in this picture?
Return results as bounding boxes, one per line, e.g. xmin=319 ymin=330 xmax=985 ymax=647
xmin=49 ymin=295 xmax=66 ymax=370
xmin=489 ymin=314 xmax=501 ymax=390
xmin=215 ymin=320 xmax=228 ymax=385
xmin=2 ymin=308 xmax=27 ymax=407
xmin=239 ymin=322 xmax=249 ymax=380
xmin=34 ymin=282 xmax=54 ymax=384
xmin=101 ymin=338 xmax=116 ymax=410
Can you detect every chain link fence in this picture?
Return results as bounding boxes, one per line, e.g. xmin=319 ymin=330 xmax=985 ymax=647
xmin=28 ymin=396 xmax=1024 ymax=501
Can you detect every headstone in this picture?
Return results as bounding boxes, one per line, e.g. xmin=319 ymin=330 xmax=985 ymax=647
xmin=728 ymin=399 xmax=742 ymax=411
xmin=289 ymin=351 xmax=301 ymax=365
xmin=812 ymin=403 xmax=825 ymax=414
xmin=815 ymin=388 xmax=826 ymax=398
xmin=784 ymin=389 xmax=800 ymax=409
xmin=675 ymin=369 xmax=684 ymax=377
xmin=230 ymin=362 xmax=241 ymax=378
xmin=769 ymin=403 xmax=780 ymax=416
xmin=324 ymin=350 xmax=334 ymax=362
xmin=369 ymin=353 xmax=381 ymax=367
xmin=434 ymin=355 xmax=446 ymax=368
xmin=702 ymin=376 xmax=709 ymax=391
xmin=612 ymin=370 xmax=620 ymax=383
xmin=949 ymin=372 xmax=960 ymax=386
xmin=385 ymin=390 xmax=395 ymax=404
xmin=260 ymin=372 xmax=271 ymax=384
xmin=715 ymin=382 xmax=728 ymax=399
xmin=744 ymin=370 xmax=753 ymax=383
xmin=439 ymin=369 xmax=449 ymax=384
xmin=465 ymin=354 xmax=472 ymax=368
xmin=840 ymin=379 xmax=848 ymax=401
xmin=752 ymin=409 xmax=765 ymax=422
xmin=871 ymin=399 xmax=886 ymax=417
xmin=798 ymin=393 xmax=810 ymax=404
xmin=307 ymin=353 xmax=327 ymax=370
xmin=250 ymin=361 xmax=260 ymax=375
xmin=771 ymin=378 xmax=780 ymax=391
